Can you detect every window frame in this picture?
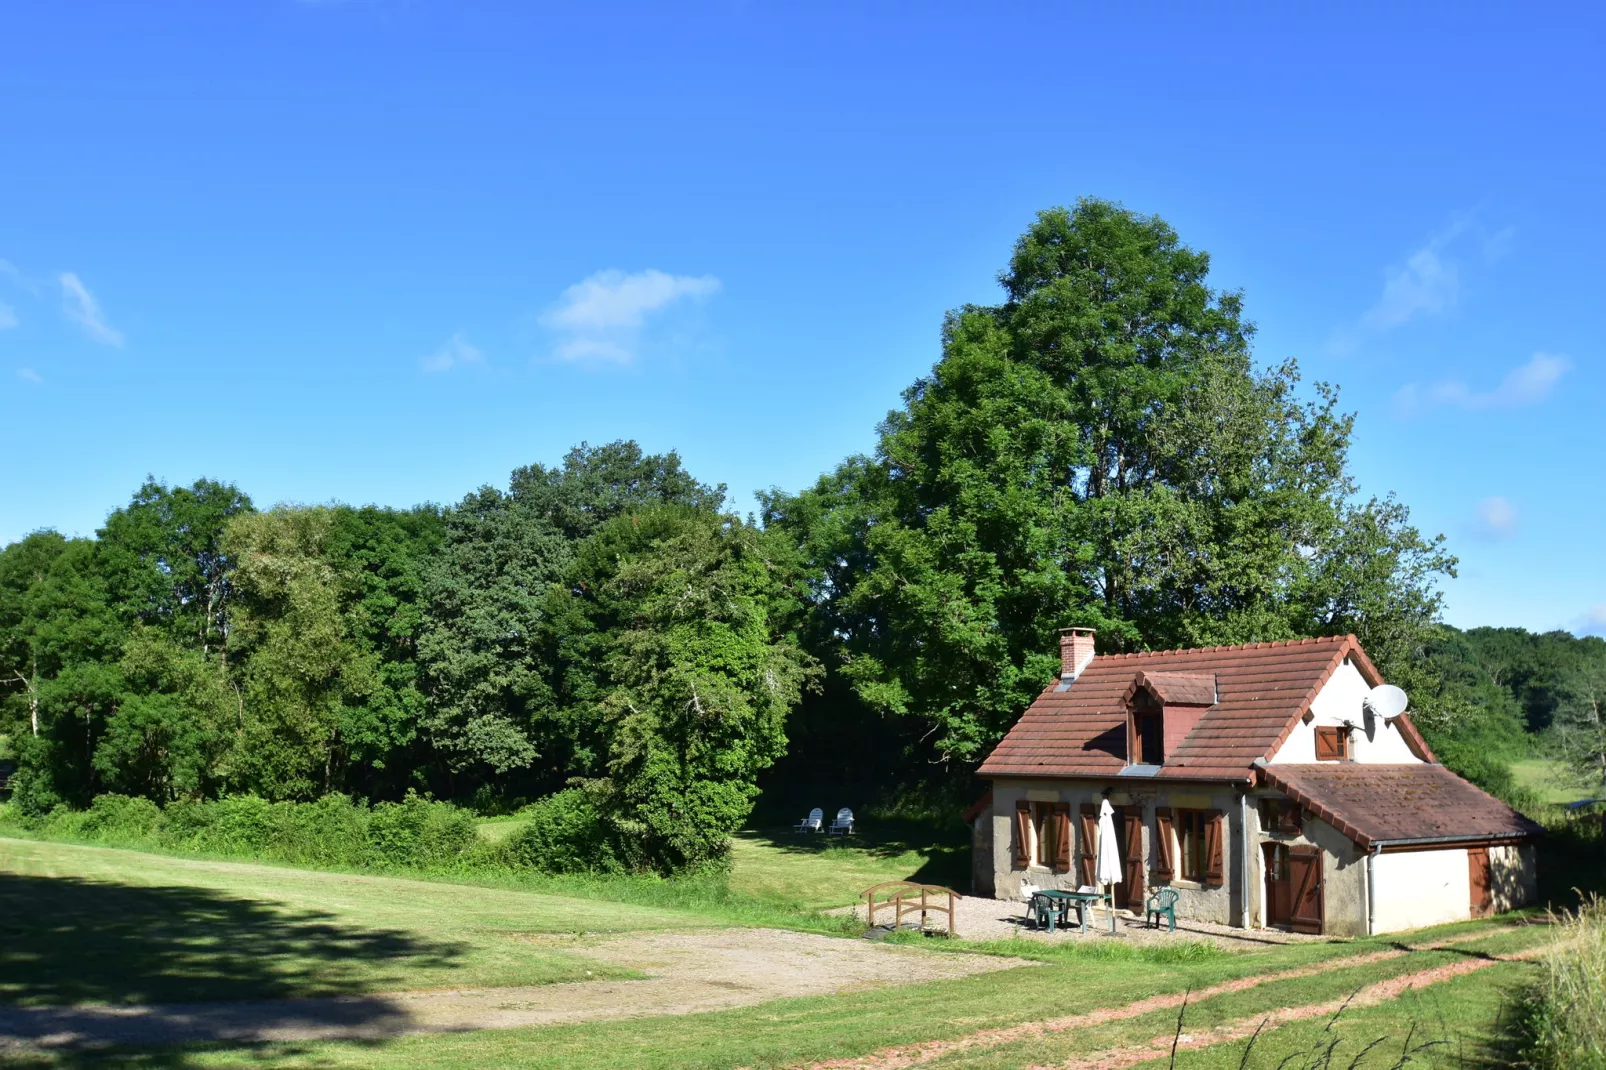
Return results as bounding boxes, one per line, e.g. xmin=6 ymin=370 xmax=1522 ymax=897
xmin=1176 ymin=809 xmax=1211 ymax=882
xmin=1315 ymin=725 xmax=1353 ymax=762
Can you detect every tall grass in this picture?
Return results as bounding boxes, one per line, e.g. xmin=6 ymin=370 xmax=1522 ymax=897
xmin=1521 ymin=893 xmax=1606 ymax=1069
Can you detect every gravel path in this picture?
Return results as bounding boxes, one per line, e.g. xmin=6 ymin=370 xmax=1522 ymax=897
xmin=0 ymin=927 xmax=1034 ymax=1052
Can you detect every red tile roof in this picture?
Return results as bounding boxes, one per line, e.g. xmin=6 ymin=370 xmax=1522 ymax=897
xmin=1257 ymin=763 xmax=1543 ymax=848
xmin=1128 ymin=671 xmax=1218 ymax=706
xmin=977 ymin=635 xmax=1431 ymax=781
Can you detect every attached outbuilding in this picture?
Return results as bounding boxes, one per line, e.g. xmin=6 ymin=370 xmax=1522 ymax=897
xmin=972 ymin=630 xmax=1542 ymax=935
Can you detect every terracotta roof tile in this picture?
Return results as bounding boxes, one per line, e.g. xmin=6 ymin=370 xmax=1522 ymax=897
xmin=977 ymin=635 xmax=1419 ymax=781
xmin=1127 ymin=671 xmax=1217 ymax=706
xmin=1257 ymin=763 xmax=1543 ymax=848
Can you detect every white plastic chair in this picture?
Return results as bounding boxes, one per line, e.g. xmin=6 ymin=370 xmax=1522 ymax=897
xmin=828 ymin=807 xmax=855 ymax=835
xmin=794 ymin=807 xmax=824 ymax=833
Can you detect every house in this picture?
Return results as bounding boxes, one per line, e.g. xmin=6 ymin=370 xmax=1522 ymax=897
xmin=972 ymin=629 xmax=1542 ymax=935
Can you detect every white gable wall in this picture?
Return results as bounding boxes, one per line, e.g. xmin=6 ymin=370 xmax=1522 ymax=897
xmin=1268 ymin=659 xmax=1422 ymax=765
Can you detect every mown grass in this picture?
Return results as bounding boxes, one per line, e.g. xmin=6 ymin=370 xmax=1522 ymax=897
xmin=1512 ymin=757 xmax=1598 ymax=806
xmin=726 ymin=826 xmax=962 ymax=909
xmin=2 ymin=916 xmax=1547 ymax=1069
xmin=0 ymin=837 xmax=703 ymax=1006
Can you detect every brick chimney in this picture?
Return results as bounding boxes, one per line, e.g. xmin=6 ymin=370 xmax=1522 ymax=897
xmin=1059 ymin=628 xmax=1096 ymax=681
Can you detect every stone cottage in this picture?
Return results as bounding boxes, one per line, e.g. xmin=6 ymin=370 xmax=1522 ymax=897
xmin=971 ymin=630 xmax=1542 ymax=935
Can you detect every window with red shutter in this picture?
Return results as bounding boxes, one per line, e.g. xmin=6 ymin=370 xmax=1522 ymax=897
xmin=1203 ymin=811 xmax=1225 ymax=886
xmin=1078 ymin=805 xmax=1097 ymax=886
xmin=1153 ymin=808 xmax=1176 ymax=881
xmin=1315 ymin=726 xmax=1351 ymax=761
xmin=1013 ymin=802 xmax=1031 ymax=868
xmin=1053 ymin=803 xmax=1072 ymax=871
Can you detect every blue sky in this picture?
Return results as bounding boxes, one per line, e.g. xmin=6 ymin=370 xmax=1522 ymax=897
xmin=1 ymin=2 xmax=1601 ymax=636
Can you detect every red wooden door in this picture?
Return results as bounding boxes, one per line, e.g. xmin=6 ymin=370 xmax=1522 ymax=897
xmin=1263 ymin=843 xmax=1292 ymax=927
xmin=1120 ymin=809 xmax=1145 ymax=911
xmin=1468 ymin=848 xmax=1493 ymax=918
xmin=1288 ymin=847 xmax=1323 ymax=934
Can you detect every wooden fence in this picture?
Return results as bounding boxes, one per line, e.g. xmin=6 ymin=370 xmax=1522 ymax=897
xmin=861 ymin=880 xmax=961 ymax=938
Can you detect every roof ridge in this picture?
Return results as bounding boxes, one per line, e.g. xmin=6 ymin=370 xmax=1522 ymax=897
xmin=1095 ymin=634 xmax=1352 ymax=661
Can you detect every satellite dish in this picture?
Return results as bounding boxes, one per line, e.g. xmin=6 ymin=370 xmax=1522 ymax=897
xmin=1364 ymin=684 xmax=1409 ymax=721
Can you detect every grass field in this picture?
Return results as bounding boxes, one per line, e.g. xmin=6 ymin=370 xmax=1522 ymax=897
xmin=0 ymin=838 xmax=704 ymax=1007
xmin=726 ymin=827 xmax=966 ymax=909
xmin=1512 ymin=757 xmax=1599 ymax=806
xmin=0 ymin=834 xmax=1556 ymax=1069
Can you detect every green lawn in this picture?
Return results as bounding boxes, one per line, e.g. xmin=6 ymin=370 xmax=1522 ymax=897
xmin=469 ymin=818 xmax=967 ymax=909
xmin=7 ymin=920 xmax=1545 ymax=1069
xmin=1512 ymin=757 xmax=1598 ymax=805
xmin=0 ymin=837 xmax=709 ymax=1007
xmin=726 ymin=827 xmax=966 ymax=909
xmin=0 ymin=833 xmax=1555 ymax=1069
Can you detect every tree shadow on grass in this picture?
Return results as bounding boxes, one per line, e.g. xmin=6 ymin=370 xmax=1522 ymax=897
xmin=0 ymin=872 xmax=469 ymax=1009
xmin=740 ymin=822 xmax=972 ymax=891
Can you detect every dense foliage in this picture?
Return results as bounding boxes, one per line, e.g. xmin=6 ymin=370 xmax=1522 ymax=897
xmin=2 ymin=200 xmax=1595 ymax=873
xmin=763 ymin=200 xmax=1455 ymax=767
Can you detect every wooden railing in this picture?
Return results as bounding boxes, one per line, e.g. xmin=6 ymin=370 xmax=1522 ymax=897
xmin=862 ymin=880 xmax=961 ymax=938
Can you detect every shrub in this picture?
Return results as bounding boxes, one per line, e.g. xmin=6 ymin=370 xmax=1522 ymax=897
xmin=0 ymin=791 xmax=480 ymax=874
xmin=367 ymin=792 xmax=479 ymax=868
xmin=1521 ymin=894 xmax=1606 ymax=1069
xmin=501 ymin=789 xmax=622 ymax=874
xmin=62 ymin=793 xmax=164 ymax=841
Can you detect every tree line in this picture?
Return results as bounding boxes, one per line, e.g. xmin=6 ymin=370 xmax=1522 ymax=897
xmin=2 ymin=199 xmax=1597 ymax=872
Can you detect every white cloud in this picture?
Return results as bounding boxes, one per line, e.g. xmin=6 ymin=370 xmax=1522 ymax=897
xmin=1361 ymin=228 xmax=1463 ymax=333
xmin=59 ymin=272 xmax=123 ymax=346
xmin=17 ymin=367 xmax=42 ymax=385
xmin=1468 ymin=496 xmax=1518 ymax=541
xmin=1394 ymin=352 xmax=1571 ymax=416
xmin=542 ymin=269 xmax=720 ymax=365
xmin=0 ymin=259 xmax=33 ymax=293
xmin=0 ymin=302 xmax=15 ymax=330
xmin=420 ymin=332 xmax=484 ymax=373
xmin=1575 ymin=605 xmax=1606 ymax=638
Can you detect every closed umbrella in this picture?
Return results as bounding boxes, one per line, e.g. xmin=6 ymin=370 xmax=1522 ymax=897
xmin=1094 ymin=798 xmax=1122 ymax=933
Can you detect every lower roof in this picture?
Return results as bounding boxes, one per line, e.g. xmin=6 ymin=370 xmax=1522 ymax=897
xmin=1257 ymin=762 xmax=1544 ymax=850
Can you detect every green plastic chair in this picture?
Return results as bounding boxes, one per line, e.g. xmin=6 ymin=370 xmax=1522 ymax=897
xmin=1146 ymin=887 xmax=1179 ymax=932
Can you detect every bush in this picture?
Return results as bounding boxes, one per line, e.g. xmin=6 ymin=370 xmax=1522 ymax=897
xmin=500 ymin=789 xmax=622 ymax=874
xmin=0 ymin=791 xmax=481 ymax=873
xmin=1521 ymin=894 xmax=1606 ymax=1069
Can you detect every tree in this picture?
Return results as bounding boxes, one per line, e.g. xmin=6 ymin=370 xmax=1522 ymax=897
xmin=97 ymin=478 xmax=254 ymax=657
xmin=1556 ymin=642 xmax=1606 ymax=790
xmin=765 ymin=199 xmax=1455 ymax=767
xmin=223 ymin=507 xmax=377 ymax=800
xmin=418 ymin=442 xmax=723 ymax=789
xmin=93 ymin=629 xmax=236 ymax=801
xmin=554 ymin=506 xmax=817 ymax=871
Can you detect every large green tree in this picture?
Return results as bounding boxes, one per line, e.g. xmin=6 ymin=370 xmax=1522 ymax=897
xmin=417 ymin=442 xmax=722 ymax=788
xmin=765 ymin=199 xmax=1456 ymax=765
xmin=552 ymin=505 xmax=817 ymax=871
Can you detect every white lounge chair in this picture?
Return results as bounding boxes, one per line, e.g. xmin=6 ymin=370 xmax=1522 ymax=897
xmin=828 ymin=807 xmax=855 ymax=836
xmin=795 ymin=807 xmax=824 ymax=833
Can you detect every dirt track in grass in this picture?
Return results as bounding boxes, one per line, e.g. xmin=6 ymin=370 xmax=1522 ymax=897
xmin=800 ymin=926 xmax=1545 ymax=1070
xmin=0 ymin=927 xmax=1033 ymax=1052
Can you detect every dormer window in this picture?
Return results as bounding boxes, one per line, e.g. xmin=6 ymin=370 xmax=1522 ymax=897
xmin=1122 ymin=670 xmax=1217 ymax=768
xmin=1132 ymin=693 xmax=1164 ymax=765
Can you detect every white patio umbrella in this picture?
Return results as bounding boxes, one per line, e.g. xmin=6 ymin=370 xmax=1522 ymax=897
xmin=1094 ymin=798 xmax=1123 ymax=932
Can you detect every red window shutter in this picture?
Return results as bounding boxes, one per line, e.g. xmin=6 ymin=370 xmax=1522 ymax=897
xmin=1013 ymin=801 xmax=1032 ymax=868
xmin=1078 ymin=805 xmax=1097 ymax=886
xmin=1204 ymin=811 xmax=1225 ymax=886
xmin=1316 ymin=727 xmax=1341 ymax=761
xmin=1153 ymin=808 xmax=1175 ymax=881
xmin=1053 ymin=803 xmax=1072 ymax=871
